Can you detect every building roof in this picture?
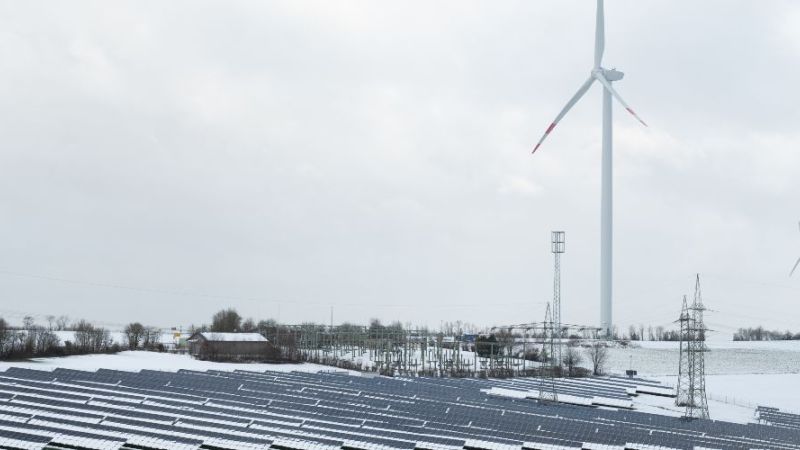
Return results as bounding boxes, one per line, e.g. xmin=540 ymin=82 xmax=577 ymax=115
xmin=189 ymin=332 xmax=268 ymax=342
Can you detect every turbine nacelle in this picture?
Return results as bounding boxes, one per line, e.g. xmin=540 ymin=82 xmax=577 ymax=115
xmin=598 ymin=68 xmax=624 ymax=82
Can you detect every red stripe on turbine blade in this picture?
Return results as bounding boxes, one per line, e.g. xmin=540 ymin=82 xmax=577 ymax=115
xmin=626 ymin=108 xmax=648 ymax=126
xmin=533 ymin=122 xmax=558 ymax=153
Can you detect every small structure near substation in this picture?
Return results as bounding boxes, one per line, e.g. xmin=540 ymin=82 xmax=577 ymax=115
xmin=187 ymin=332 xmax=271 ymax=362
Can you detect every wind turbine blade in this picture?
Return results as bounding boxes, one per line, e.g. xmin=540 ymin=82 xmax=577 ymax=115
xmin=532 ymin=76 xmax=595 ymax=153
xmin=791 ymin=256 xmax=800 ymax=277
xmin=595 ymin=0 xmax=605 ymax=68
xmin=594 ymin=72 xmax=648 ymax=127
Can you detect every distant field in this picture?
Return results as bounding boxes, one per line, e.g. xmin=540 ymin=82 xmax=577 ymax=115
xmin=605 ymin=339 xmax=800 ymax=376
xmin=0 ymin=350 xmax=353 ymax=374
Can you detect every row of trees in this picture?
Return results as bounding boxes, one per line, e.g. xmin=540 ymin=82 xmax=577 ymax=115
xmin=620 ymin=324 xmax=681 ymax=341
xmin=0 ymin=317 xmax=61 ymax=358
xmin=563 ymin=342 xmax=609 ymax=376
xmin=0 ymin=315 xmax=170 ymax=360
xmin=123 ymin=322 xmax=164 ymax=350
xmin=733 ymin=326 xmax=800 ymax=341
xmin=194 ymin=308 xmax=616 ymax=377
xmin=0 ymin=316 xmax=119 ymax=359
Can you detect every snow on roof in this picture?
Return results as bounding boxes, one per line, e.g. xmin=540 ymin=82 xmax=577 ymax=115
xmin=192 ymin=332 xmax=268 ymax=342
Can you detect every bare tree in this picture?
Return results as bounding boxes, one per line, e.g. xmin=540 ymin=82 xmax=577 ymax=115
xmin=211 ymin=308 xmax=242 ymax=332
xmin=34 ymin=328 xmax=60 ymax=354
xmin=562 ymin=346 xmax=583 ymax=377
xmin=586 ymin=342 xmax=609 ymax=376
xmin=56 ymin=315 xmax=69 ymax=331
xmin=124 ymin=322 xmax=145 ymax=349
xmin=142 ymin=327 xmax=161 ymax=349
xmin=73 ymin=320 xmax=112 ymax=353
xmin=0 ymin=318 xmax=9 ymax=357
xmin=22 ymin=316 xmax=37 ymax=354
xmin=73 ymin=319 xmax=94 ymax=352
xmin=241 ymin=318 xmax=256 ymax=332
xmin=494 ymin=330 xmax=515 ymax=356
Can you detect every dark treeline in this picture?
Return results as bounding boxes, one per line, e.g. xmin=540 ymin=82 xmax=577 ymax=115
xmin=616 ymin=325 xmax=681 ymax=342
xmin=733 ymin=326 xmax=800 ymax=341
xmin=123 ymin=322 xmax=165 ymax=351
xmin=0 ymin=315 xmax=120 ymax=359
xmin=190 ymin=309 xmax=611 ymax=377
xmin=189 ymin=309 xmax=414 ymax=363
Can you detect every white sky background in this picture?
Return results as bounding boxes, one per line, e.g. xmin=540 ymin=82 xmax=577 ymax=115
xmin=0 ymin=1 xmax=799 ymax=335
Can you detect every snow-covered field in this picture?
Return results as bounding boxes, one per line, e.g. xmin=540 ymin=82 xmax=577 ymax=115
xmin=647 ymin=373 xmax=800 ymax=419
xmin=0 ymin=351 xmax=353 ymax=374
xmin=604 ymin=340 xmax=800 ymax=422
xmin=605 ymin=339 xmax=800 ymax=375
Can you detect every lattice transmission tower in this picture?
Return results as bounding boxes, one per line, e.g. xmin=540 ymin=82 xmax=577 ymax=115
xmin=675 ymin=274 xmax=710 ymax=420
xmin=538 ymin=302 xmax=558 ymax=403
xmin=676 ymin=295 xmax=691 ymax=407
xmin=551 ymin=231 xmax=565 ymax=369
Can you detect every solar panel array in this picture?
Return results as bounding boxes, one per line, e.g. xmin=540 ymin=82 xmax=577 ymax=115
xmin=0 ymin=367 xmax=795 ymax=450
xmin=757 ymin=406 xmax=800 ymax=432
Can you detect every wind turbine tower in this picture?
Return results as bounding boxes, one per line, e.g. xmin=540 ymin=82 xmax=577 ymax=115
xmin=791 ymin=221 xmax=800 ymax=277
xmin=532 ymin=0 xmax=647 ymax=335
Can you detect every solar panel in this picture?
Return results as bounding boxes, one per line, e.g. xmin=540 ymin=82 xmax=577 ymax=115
xmin=0 ymin=366 xmax=796 ymax=450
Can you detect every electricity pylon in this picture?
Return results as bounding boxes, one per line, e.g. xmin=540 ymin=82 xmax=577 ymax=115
xmin=676 ymin=274 xmax=710 ymax=420
xmin=538 ymin=302 xmax=558 ymax=403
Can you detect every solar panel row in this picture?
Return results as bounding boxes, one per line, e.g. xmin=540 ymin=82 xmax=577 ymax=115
xmin=0 ymin=367 xmax=794 ymax=450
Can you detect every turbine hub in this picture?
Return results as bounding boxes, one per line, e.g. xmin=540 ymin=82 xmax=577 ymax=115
xmin=600 ymin=67 xmax=624 ymax=81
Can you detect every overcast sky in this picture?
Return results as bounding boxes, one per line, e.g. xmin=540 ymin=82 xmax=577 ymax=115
xmin=0 ymin=1 xmax=799 ymax=335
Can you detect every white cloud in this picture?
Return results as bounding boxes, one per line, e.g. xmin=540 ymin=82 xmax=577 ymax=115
xmin=0 ymin=0 xmax=797 ymax=332
xmin=497 ymin=175 xmax=543 ymax=197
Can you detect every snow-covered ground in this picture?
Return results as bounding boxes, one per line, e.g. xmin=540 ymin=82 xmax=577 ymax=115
xmin=646 ymin=373 xmax=800 ymax=418
xmin=611 ymin=340 xmax=800 ymax=423
xmin=0 ymin=351 xmax=353 ymax=374
xmin=634 ymin=339 xmax=800 ymax=351
xmin=605 ymin=340 xmax=800 ymax=376
xmin=49 ymin=330 xmax=187 ymax=347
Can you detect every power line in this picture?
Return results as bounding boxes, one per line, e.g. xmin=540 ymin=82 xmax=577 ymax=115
xmin=0 ymin=269 xmax=544 ymax=310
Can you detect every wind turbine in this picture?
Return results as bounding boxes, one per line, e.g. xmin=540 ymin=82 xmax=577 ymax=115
xmin=531 ymin=0 xmax=647 ymax=336
xmin=791 ymin=221 xmax=800 ymax=277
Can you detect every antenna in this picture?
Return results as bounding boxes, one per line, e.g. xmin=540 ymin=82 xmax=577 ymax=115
xmin=551 ymin=231 xmax=565 ymax=369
